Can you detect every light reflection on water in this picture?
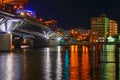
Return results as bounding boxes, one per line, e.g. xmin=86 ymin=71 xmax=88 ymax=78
xmin=5 ymin=53 xmax=14 ymax=80
xmin=0 ymin=52 xmax=23 ymax=80
xmin=69 ymin=45 xmax=79 ymax=80
xmin=0 ymin=44 xmax=119 ymax=80
xmin=99 ymin=45 xmax=116 ymax=80
xmin=56 ymin=46 xmax=62 ymax=80
xmin=44 ymin=48 xmax=51 ymax=80
xmin=119 ymin=48 xmax=120 ymax=79
xmin=0 ymin=53 xmax=14 ymax=80
xmin=64 ymin=48 xmax=69 ymax=80
xmin=81 ymin=46 xmax=90 ymax=80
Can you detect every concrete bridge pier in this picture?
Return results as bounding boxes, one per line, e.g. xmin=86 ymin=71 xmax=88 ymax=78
xmin=0 ymin=33 xmax=12 ymax=51
xmin=49 ymin=39 xmax=60 ymax=46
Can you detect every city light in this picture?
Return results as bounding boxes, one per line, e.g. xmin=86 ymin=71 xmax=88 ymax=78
xmin=20 ymin=12 xmax=25 ymax=16
xmin=0 ymin=0 xmax=120 ymax=80
xmin=26 ymin=9 xmax=36 ymax=17
xmin=7 ymin=31 xmax=11 ymax=34
xmin=16 ymin=9 xmax=35 ymax=17
xmin=57 ymin=37 xmax=61 ymax=41
xmin=107 ymin=36 xmax=115 ymax=42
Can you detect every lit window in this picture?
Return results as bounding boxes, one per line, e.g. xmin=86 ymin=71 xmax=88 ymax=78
xmin=93 ymin=32 xmax=95 ymax=34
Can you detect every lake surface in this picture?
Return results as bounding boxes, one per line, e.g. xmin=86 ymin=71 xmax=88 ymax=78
xmin=0 ymin=44 xmax=120 ymax=80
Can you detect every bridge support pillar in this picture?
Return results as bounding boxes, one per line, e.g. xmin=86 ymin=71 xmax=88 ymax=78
xmin=49 ymin=39 xmax=59 ymax=46
xmin=0 ymin=33 xmax=12 ymax=51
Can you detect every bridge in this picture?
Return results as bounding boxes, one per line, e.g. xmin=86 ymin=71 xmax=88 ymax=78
xmin=0 ymin=1 xmax=63 ymax=51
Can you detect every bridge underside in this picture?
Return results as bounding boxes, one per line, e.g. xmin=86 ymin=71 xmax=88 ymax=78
xmin=10 ymin=19 xmax=51 ymax=48
xmin=11 ymin=20 xmax=46 ymax=38
xmin=0 ymin=10 xmax=62 ymax=48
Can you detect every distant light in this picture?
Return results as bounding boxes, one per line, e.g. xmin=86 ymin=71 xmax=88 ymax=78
xmin=39 ymin=18 xmax=43 ymax=22
xmin=47 ymin=36 xmax=49 ymax=39
xmin=15 ymin=37 xmax=20 ymax=39
xmin=19 ymin=6 xmax=23 ymax=9
xmin=65 ymin=34 xmax=69 ymax=36
xmin=16 ymin=10 xmax=24 ymax=13
xmin=20 ymin=12 xmax=25 ymax=16
xmin=61 ymin=39 xmax=65 ymax=43
xmin=26 ymin=10 xmax=33 ymax=13
xmin=14 ymin=6 xmax=17 ymax=9
xmin=45 ymin=35 xmax=49 ymax=39
xmin=26 ymin=10 xmax=35 ymax=16
xmin=108 ymin=36 xmax=115 ymax=42
xmin=39 ymin=18 xmax=42 ymax=21
xmin=7 ymin=31 xmax=11 ymax=34
xmin=57 ymin=37 xmax=61 ymax=41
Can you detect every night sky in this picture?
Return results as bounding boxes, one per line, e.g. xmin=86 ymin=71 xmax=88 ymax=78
xmin=27 ymin=0 xmax=120 ymax=30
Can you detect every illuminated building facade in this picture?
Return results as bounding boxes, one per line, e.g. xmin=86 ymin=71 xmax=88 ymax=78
xmin=90 ymin=14 xmax=118 ymax=42
xmin=90 ymin=14 xmax=109 ymax=42
xmin=108 ymin=20 xmax=118 ymax=36
xmin=0 ymin=0 xmax=28 ymax=5
xmin=77 ymin=29 xmax=90 ymax=41
xmin=60 ymin=29 xmax=90 ymax=40
xmin=0 ymin=0 xmax=28 ymax=10
xmin=0 ymin=0 xmax=36 ymax=17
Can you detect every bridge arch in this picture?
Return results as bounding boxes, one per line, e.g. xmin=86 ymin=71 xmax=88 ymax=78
xmin=45 ymin=31 xmax=61 ymax=40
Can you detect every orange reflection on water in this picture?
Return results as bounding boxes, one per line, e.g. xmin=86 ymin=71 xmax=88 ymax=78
xmin=81 ymin=46 xmax=90 ymax=80
xmin=70 ymin=45 xmax=79 ymax=80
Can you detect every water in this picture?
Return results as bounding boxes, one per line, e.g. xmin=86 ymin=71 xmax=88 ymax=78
xmin=0 ymin=44 xmax=119 ymax=80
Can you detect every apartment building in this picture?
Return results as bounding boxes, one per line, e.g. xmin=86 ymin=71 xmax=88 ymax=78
xmin=90 ymin=14 xmax=118 ymax=42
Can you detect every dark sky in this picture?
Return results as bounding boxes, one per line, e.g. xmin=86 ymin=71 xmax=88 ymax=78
xmin=27 ymin=0 xmax=120 ymax=30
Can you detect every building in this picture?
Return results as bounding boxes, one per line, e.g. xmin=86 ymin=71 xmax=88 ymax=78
xmin=108 ymin=20 xmax=118 ymax=36
xmin=0 ymin=0 xmax=28 ymax=5
xmin=90 ymin=14 xmax=118 ymax=42
xmin=0 ymin=0 xmax=28 ymax=10
xmin=69 ymin=28 xmax=90 ymax=41
xmin=90 ymin=14 xmax=109 ymax=42
xmin=77 ymin=29 xmax=90 ymax=41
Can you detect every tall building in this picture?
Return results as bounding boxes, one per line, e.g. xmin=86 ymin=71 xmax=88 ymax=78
xmin=90 ymin=14 xmax=118 ymax=42
xmin=108 ymin=20 xmax=118 ymax=36
xmin=90 ymin=14 xmax=109 ymax=42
